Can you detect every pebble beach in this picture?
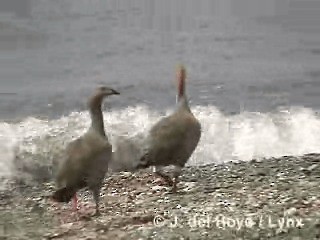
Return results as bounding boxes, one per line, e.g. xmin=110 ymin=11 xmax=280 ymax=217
xmin=1 ymin=153 xmax=320 ymax=239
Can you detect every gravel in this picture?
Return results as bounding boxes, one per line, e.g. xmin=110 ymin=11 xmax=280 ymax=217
xmin=1 ymin=153 xmax=320 ymax=239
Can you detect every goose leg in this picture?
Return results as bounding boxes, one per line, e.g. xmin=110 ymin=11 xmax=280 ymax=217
xmin=72 ymin=194 xmax=78 ymax=211
xmin=92 ymin=188 xmax=101 ymax=216
xmin=172 ymin=166 xmax=182 ymax=193
xmin=172 ymin=177 xmax=178 ymax=193
xmin=153 ymin=166 xmax=174 ymax=186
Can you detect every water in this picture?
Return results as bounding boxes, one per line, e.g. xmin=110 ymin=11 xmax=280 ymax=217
xmin=0 ymin=0 xmax=320 ymax=185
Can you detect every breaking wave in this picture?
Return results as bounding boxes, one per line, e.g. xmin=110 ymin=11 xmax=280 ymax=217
xmin=1 ymin=104 xmax=320 ymax=187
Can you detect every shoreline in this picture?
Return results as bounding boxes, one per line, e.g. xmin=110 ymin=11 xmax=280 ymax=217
xmin=1 ymin=153 xmax=320 ymax=239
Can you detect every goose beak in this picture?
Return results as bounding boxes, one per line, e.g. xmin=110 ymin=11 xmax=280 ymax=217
xmin=111 ymin=89 xmax=120 ymax=95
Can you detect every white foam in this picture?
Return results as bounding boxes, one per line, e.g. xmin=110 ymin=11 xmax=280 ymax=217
xmin=0 ymin=122 xmax=19 ymax=188
xmin=1 ymin=105 xmax=320 ymax=187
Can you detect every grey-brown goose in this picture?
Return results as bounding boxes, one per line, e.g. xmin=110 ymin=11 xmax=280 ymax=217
xmin=137 ymin=65 xmax=201 ymax=193
xmin=51 ymin=86 xmax=119 ymax=216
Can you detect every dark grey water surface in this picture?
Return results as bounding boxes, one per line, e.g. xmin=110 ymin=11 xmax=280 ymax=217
xmin=0 ymin=0 xmax=320 ymax=120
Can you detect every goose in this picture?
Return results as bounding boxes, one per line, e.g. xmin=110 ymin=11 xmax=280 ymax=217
xmin=51 ymin=86 xmax=119 ymax=215
xmin=137 ymin=65 xmax=201 ymax=193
